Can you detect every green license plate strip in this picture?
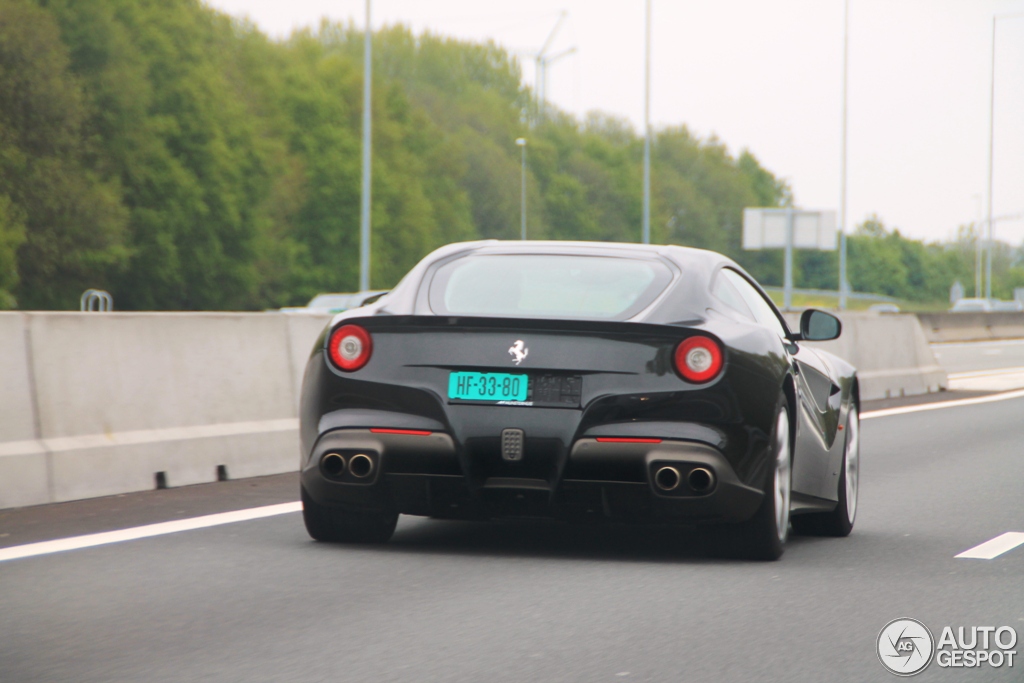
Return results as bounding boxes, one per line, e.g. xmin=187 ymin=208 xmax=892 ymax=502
xmin=448 ymin=372 xmax=528 ymax=402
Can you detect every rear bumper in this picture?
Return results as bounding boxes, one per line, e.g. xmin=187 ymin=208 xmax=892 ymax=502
xmin=301 ymin=429 xmax=764 ymax=524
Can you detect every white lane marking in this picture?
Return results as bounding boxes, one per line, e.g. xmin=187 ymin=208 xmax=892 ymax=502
xmin=956 ymin=532 xmax=1024 ymax=560
xmin=862 ymin=388 xmax=1024 ymax=419
xmin=0 ymin=419 xmax=298 ymax=458
xmin=0 ymin=501 xmax=302 ymax=564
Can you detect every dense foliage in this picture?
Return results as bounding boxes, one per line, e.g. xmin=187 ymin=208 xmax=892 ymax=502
xmin=0 ymin=0 xmax=1017 ymax=309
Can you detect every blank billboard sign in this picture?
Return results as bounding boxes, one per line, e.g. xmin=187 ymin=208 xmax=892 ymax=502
xmin=743 ymin=208 xmax=837 ymax=251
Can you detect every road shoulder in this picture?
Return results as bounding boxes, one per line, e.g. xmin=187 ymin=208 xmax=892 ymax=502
xmin=0 ymin=472 xmax=298 ymax=549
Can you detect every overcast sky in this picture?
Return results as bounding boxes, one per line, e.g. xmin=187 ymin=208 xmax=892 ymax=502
xmin=204 ymin=0 xmax=1024 ymax=246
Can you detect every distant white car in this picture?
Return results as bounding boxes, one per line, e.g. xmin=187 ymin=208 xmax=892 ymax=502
xmin=281 ymin=291 xmax=389 ymax=315
xmin=950 ymin=298 xmax=992 ymax=312
xmin=867 ymin=303 xmax=900 ymax=314
xmin=990 ymin=299 xmax=1024 ymax=313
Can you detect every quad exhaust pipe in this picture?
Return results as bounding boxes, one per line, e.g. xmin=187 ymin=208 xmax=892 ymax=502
xmin=320 ymin=452 xmax=376 ymax=479
xmin=348 ymin=453 xmax=375 ymax=479
xmin=654 ymin=466 xmax=681 ymax=491
xmin=687 ymin=467 xmax=715 ymax=493
xmin=653 ymin=465 xmax=716 ymax=493
xmin=321 ymin=452 xmax=346 ymax=477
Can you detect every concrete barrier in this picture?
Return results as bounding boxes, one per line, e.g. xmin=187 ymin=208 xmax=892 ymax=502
xmin=0 ymin=308 xmax=945 ymax=509
xmin=0 ymin=314 xmax=49 ymax=508
xmin=785 ymin=312 xmax=947 ymax=401
xmin=0 ymin=312 xmax=330 ymax=510
xmin=915 ymin=312 xmax=1024 ymax=343
xmin=283 ymin=313 xmax=333 ymax=400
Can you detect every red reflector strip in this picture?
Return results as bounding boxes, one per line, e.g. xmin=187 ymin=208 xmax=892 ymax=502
xmin=369 ymin=428 xmax=433 ymax=436
xmin=594 ymin=437 xmax=662 ymax=444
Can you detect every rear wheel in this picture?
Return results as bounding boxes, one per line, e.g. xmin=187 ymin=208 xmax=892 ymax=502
xmin=792 ymin=404 xmax=859 ymax=537
xmin=301 ymin=486 xmax=398 ymax=543
xmin=709 ymin=399 xmax=791 ymax=561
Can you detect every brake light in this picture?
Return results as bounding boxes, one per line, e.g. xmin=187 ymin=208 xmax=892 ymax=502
xmin=595 ymin=438 xmax=663 ymax=444
xmin=674 ymin=336 xmax=723 ymax=383
xmin=328 ymin=324 xmax=373 ymax=371
xmin=369 ymin=428 xmax=432 ymax=436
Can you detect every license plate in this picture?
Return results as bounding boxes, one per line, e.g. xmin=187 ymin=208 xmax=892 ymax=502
xmin=448 ymin=372 xmax=528 ymax=402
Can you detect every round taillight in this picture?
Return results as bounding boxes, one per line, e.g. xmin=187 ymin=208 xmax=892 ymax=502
xmin=674 ymin=336 xmax=723 ymax=383
xmin=328 ymin=324 xmax=373 ymax=371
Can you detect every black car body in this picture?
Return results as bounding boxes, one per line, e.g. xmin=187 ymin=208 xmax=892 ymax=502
xmin=299 ymin=241 xmax=860 ymax=559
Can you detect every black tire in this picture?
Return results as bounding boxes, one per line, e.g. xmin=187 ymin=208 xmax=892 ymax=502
xmin=301 ymin=486 xmax=398 ymax=543
xmin=708 ymin=397 xmax=791 ymax=561
xmin=791 ymin=404 xmax=858 ymax=537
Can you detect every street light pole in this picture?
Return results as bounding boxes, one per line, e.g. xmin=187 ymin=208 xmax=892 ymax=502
xmin=359 ymin=0 xmax=372 ymax=292
xmin=985 ymin=15 xmax=996 ymax=302
xmin=838 ymin=0 xmax=850 ymax=310
xmin=973 ymin=193 xmax=983 ymax=297
xmin=516 ymin=138 xmax=527 ymax=240
xmin=642 ymin=0 xmax=652 ymax=244
xmin=784 ymin=207 xmax=795 ymax=310
xmin=985 ymin=12 xmax=1024 ymax=301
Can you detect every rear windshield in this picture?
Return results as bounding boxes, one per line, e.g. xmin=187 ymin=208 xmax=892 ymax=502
xmin=428 ymin=254 xmax=673 ymax=320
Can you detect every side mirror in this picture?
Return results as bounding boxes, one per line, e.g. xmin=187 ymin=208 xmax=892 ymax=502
xmin=799 ymin=309 xmax=841 ymax=341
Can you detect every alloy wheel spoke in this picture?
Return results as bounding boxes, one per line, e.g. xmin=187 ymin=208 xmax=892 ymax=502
xmin=774 ymin=411 xmax=791 ymax=541
xmin=845 ymin=409 xmax=859 ymax=524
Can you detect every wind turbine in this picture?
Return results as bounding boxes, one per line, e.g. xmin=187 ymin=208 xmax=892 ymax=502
xmin=533 ymin=12 xmax=576 ymax=123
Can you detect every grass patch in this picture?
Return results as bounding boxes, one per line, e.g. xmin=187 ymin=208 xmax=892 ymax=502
xmin=763 ymin=289 xmax=949 ymax=312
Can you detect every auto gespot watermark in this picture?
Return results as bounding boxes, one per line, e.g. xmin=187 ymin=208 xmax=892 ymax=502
xmin=877 ymin=618 xmax=1018 ymax=676
xmin=935 ymin=626 xmax=1017 ymax=669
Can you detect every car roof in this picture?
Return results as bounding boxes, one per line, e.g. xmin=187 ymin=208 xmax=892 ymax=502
xmin=455 ymin=239 xmax=735 ymax=269
xmin=349 ymin=240 xmax=773 ymax=327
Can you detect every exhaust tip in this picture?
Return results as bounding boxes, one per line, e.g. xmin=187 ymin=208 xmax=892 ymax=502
xmin=654 ymin=466 xmax=681 ymax=491
xmin=348 ymin=453 xmax=375 ymax=479
xmin=321 ymin=452 xmax=346 ymax=477
xmin=687 ymin=467 xmax=715 ymax=493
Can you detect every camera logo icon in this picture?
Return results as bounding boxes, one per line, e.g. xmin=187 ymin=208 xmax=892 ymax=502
xmin=878 ymin=618 xmax=935 ymax=676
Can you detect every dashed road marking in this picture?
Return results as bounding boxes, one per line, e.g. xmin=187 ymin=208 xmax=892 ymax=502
xmin=0 ymin=501 xmax=302 ymax=564
xmin=956 ymin=532 xmax=1024 ymax=560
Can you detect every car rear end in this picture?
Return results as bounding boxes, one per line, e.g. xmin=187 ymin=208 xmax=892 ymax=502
xmin=299 ymin=248 xmax=781 ymax=526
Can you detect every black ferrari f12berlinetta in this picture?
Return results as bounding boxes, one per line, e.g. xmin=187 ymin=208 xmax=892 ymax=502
xmin=299 ymin=240 xmax=859 ymax=560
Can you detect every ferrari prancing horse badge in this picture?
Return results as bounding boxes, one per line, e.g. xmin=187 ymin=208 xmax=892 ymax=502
xmin=508 ymin=340 xmax=528 ymax=365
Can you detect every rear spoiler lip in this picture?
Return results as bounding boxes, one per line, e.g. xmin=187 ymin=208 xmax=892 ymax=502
xmin=328 ymin=314 xmax=709 ymax=338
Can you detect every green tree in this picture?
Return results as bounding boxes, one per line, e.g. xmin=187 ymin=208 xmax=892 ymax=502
xmin=0 ymin=0 xmax=127 ymax=309
xmin=4 ymin=3 xmax=798 ymax=310
xmin=0 ymin=194 xmax=25 ymax=309
xmin=43 ymin=0 xmax=277 ymax=309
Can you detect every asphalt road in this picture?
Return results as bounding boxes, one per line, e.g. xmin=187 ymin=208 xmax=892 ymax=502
xmin=932 ymin=339 xmax=1024 ymax=392
xmin=931 ymin=338 xmax=1024 ymax=374
xmin=2 ymin=386 xmax=1023 ymax=682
